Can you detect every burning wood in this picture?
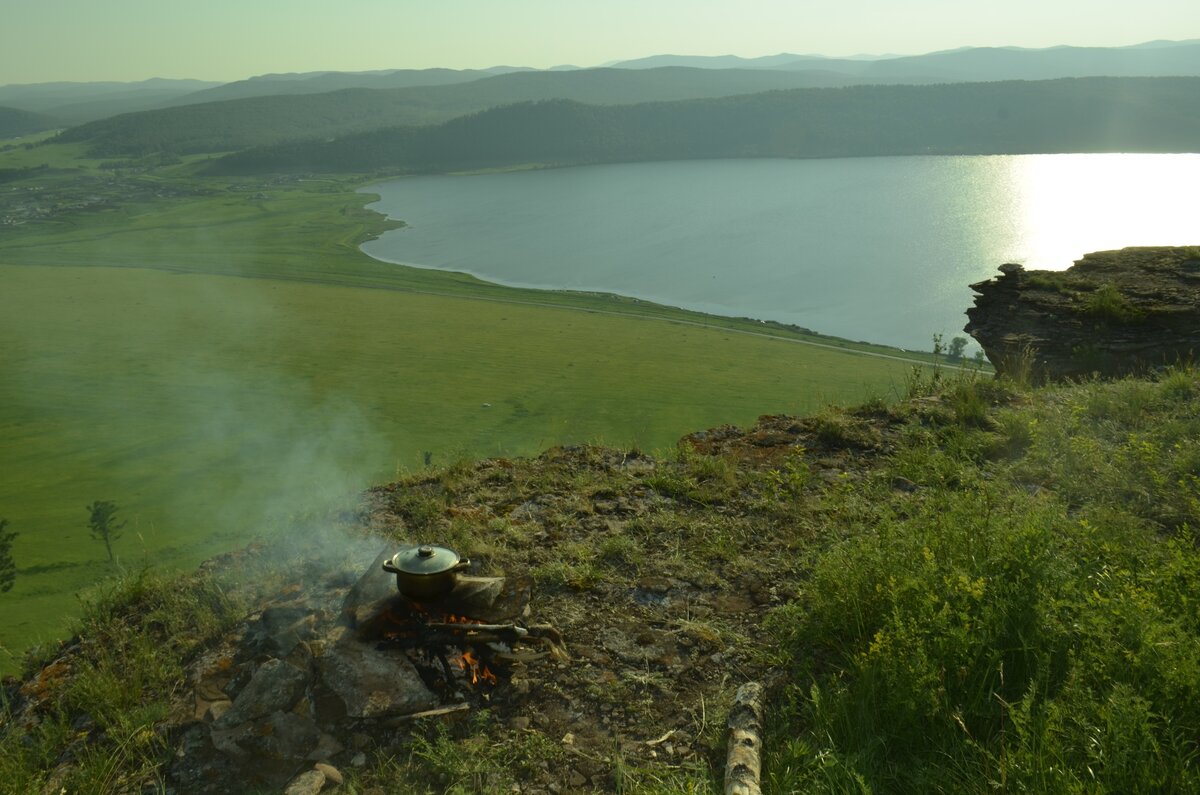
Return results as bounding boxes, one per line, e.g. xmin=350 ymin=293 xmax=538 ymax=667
xmin=454 ymin=649 xmax=498 ymax=686
xmin=359 ymin=569 xmax=566 ymax=698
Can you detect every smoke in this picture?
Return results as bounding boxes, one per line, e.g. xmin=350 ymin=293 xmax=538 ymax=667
xmin=168 ymin=367 xmax=389 ymax=537
xmin=2 ymin=263 xmax=402 ymax=576
xmin=138 ymin=277 xmax=399 ymax=562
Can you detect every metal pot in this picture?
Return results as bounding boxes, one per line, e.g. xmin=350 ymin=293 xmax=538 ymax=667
xmin=382 ymin=544 xmax=471 ymax=599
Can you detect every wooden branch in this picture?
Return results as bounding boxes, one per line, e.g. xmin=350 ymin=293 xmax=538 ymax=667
xmin=379 ymin=702 xmax=470 ymax=728
xmin=425 ymin=622 xmax=529 ymax=637
xmin=724 ymin=682 xmax=764 ymax=795
xmin=377 ymin=628 xmax=518 ymax=648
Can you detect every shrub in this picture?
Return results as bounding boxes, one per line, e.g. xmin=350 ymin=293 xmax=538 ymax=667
xmin=763 ymin=371 xmax=1200 ymax=792
xmin=1081 ymin=282 xmax=1145 ymax=323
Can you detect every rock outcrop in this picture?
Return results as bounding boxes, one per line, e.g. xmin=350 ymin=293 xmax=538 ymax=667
xmin=965 ymin=246 xmax=1200 ymax=381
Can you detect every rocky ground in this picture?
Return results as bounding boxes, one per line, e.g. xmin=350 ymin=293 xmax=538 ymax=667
xmin=3 ymin=393 xmax=933 ymax=794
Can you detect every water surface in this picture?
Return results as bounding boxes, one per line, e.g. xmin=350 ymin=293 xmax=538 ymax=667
xmin=362 ymin=155 xmax=1199 ymax=350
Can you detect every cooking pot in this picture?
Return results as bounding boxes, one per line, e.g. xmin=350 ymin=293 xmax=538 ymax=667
xmin=382 ymin=544 xmax=472 ymax=599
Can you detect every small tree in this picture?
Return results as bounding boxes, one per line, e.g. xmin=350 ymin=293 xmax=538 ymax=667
xmin=947 ymin=336 xmax=968 ymax=363
xmin=86 ymin=500 xmax=126 ymax=563
xmin=0 ymin=518 xmax=16 ymax=593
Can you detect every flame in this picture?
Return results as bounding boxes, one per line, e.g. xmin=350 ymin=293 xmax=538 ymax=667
xmin=454 ymin=649 xmax=498 ymax=686
xmin=376 ymin=601 xmax=499 ymax=686
xmin=443 ymin=613 xmax=484 ymax=625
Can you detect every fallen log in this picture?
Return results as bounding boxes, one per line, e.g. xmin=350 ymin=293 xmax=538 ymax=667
xmin=724 ymin=682 xmax=764 ymax=795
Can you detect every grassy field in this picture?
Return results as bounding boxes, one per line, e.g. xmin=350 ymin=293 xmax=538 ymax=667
xmin=0 ymin=264 xmax=924 ymax=670
xmin=0 ymin=139 xmax=947 ymax=361
xmin=0 ymin=139 xmax=949 ymax=671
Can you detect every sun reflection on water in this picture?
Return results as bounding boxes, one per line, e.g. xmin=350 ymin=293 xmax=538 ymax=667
xmin=1006 ymin=153 xmax=1200 ymax=271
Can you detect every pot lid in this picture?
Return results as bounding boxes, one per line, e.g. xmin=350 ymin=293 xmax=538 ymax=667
xmin=389 ymin=544 xmax=462 ymax=575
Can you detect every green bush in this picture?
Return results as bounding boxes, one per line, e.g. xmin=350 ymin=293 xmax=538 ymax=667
xmin=767 ymin=485 xmax=1200 ymax=792
xmin=763 ymin=370 xmax=1200 ymax=792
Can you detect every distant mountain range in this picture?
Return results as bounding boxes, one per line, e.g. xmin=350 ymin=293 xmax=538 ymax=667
xmin=0 ymin=79 xmax=221 ymax=126
xmin=160 ymin=66 xmax=532 ymax=107
xmin=54 ymin=67 xmax=887 ymax=157
xmin=208 ymin=77 xmax=1200 ymax=176
xmin=604 ymin=39 xmax=1200 ymax=78
xmin=2 ymin=39 xmax=1199 ymax=129
xmin=46 ymin=38 xmax=1200 ymax=160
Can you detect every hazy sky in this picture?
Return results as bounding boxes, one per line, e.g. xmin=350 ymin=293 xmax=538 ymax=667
xmin=4 ymin=0 xmax=1198 ymax=84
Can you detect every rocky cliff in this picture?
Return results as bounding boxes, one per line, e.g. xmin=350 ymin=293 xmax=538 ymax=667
xmin=965 ymin=246 xmax=1200 ymax=381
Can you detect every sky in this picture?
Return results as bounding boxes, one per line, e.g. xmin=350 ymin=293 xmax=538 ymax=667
xmin=3 ymin=0 xmax=1198 ymax=84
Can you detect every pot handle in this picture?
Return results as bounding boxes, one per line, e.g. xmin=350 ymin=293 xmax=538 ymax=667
xmin=380 ymin=558 xmax=471 ymax=574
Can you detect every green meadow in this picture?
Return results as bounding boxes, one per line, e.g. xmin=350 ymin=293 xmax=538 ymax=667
xmin=0 ymin=141 xmax=936 ymax=670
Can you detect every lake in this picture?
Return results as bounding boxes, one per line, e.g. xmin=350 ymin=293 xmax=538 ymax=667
xmin=360 ymin=154 xmax=1200 ymax=351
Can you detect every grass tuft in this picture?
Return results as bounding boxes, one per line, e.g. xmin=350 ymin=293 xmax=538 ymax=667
xmin=0 ymin=567 xmax=240 ymax=792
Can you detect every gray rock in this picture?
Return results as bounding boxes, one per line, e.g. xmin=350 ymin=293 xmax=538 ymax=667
xmin=306 ymin=732 xmax=345 ymax=762
xmin=236 ymin=710 xmax=321 ymax=761
xmin=314 ymin=762 xmax=344 ymax=786
xmin=209 ymin=724 xmax=248 ymax=758
xmin=317 ymin=627 xmax=439 ymax=718
xmin=966 ymin=247 xmax=1200 ymax=381
xmin=341 ymin=547 xmax=399 ymax=626
xmin=244 ymin=605 xmax=315 ymax=657
xmin=205 ymin=699 xmax=233 ymax=723
xmin=214 ymin=658 xmax=308 ymax=729
xmin=283 ymin=769 xmax=326 ymax=795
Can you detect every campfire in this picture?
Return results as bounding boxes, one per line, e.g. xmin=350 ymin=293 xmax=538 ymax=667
xmin=369 ymin=587 xmax=567 ymax=698
xmin=171 ymin=543 xmax=566 ymax=794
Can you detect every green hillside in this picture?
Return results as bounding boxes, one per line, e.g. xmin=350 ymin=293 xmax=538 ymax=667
xmin=162 ymin=66 xmax=525 ymax=105
xmin=55 ymin=75 xmax=1200 ymax=165
xmin=211 ymin=77 xmax=1200 ymax=174
xmin=3 ymin=362 xmax=1197 ymax=792
xmin=53 ymin=67 xmax=871 ymax=157
xmin=0 ymin=79 xmax=221 ymax=125
xmin=0 ymin=106 xmax=59 ymax=139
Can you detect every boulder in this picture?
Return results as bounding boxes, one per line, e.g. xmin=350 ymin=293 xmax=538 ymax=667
xmin=965 ymin=247 xmax=1200 ymax=381
xmin=317 ymin=627 xmax=439 ymax=718
xmin=214 ymin=658 xmax=307 ymax=729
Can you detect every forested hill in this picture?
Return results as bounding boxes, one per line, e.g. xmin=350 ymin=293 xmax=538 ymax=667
xmin=209 ymin=77 xmax=1200 ymax=175
xmin=0 ymin=79 xmax=220 ymax=125
xmin=54 ymin=89 xmax=450 ymax=157
xmin=54 ymin=67 xmax=883 ymax=158
xmin=159 ymin=67 xmax=527 ymax=106
xmin=0 ymin=106 xmax=59 ymax=138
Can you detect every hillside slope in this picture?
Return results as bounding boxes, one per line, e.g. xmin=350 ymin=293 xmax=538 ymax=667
xmin=3 ymin=360 xmax=1198 ymax=792
xmin=160 ymin=66 xmax=528 ymax=105
xmin=0 ymin=106 xmax=59 ymax=138
xmin=0 ymin=79 xmax=221 ymax=125
xmin=210 ymin=77 xmax=1200 ymax=174
xmin=54 ymin=66 xmax=878 ymax=157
